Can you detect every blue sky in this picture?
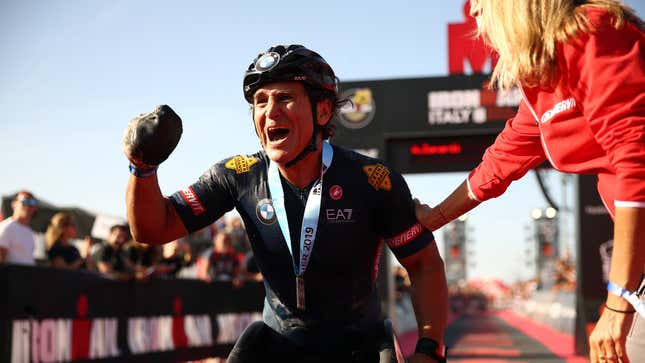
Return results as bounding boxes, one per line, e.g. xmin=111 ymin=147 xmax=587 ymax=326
xmin=2 ymin=0 xmax=644 ymax=282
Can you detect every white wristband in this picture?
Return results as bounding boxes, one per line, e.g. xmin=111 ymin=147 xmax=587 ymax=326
xmin=607 ymin=281 xmax=645 ymax=318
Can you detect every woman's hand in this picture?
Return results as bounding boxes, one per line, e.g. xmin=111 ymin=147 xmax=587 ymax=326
xmin=588 ymin=308 xmax=635 ymax=363
xmin=414 ymin=199 xmax=449 ymax=232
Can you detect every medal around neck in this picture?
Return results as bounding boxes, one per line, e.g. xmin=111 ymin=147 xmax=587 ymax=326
xmin=267 ymin=141 xmax=333 ymax=310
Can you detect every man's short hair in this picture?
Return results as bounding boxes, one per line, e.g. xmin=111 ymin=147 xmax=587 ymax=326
xmin=13 ymin=190 xmax=35 ymax=201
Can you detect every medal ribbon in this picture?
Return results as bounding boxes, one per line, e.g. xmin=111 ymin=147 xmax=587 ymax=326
xmin=267 ymin=140 xmax=333 ymax=276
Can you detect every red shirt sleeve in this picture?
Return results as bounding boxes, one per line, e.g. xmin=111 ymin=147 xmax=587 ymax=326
xmin=468 ymin=100 xmax=547 ymax=201
xmin=564 ymin=10 xmax=645 ymax=206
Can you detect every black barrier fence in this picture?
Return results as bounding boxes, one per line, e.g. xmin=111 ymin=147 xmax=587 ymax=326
xmin=0 ymin=265 xmax=265 ymax=363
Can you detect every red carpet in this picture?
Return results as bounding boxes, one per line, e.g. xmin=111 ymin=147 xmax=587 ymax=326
xmin=496 ymin=310 xmax=588 ymax=363
xmin=398 ymin=312 xmax=457 ymax=357
xmin=398 ymin=310 xmax=589 ymax=362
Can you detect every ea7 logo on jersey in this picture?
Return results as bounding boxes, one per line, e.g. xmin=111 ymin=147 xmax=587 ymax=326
xmin=326 ymin=209 xmax=354 ymax=223
xmin=225 ymin=155 xmax=259 ymax=174
xmin=363 ymin=164 xmax=392 ymax=191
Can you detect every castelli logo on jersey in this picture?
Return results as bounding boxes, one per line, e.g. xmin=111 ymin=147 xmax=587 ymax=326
xmin=225 ymin=155 xmax=259 ymax=174
xmin=329 ymin=185 xmax=343 ymax=200
xmin=180 ymin=187 xmax=205 ymax=216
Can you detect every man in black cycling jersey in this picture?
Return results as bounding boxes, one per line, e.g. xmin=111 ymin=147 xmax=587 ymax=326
xmin=123 ymin=44 xmax=448 ymax=363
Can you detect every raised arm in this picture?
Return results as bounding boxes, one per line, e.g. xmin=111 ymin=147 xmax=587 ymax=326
xmin=123 ymin=105 xmax=187 ymax=245
xmin=126 ymin=174 xmax=187 ymax=245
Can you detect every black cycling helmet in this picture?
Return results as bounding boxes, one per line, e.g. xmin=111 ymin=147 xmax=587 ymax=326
xmin=243 ymin=44 xmax=337 ymax=103
xmin=244 ymin=45 xmax=338 ymax=167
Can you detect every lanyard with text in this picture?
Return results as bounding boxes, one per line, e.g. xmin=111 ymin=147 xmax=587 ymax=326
xmin=267 ymin=141 xmax=333 ymax=310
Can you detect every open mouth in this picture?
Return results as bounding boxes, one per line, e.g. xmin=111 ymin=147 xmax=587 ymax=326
xmin=267 ymin=127 xmax=290 ymax=143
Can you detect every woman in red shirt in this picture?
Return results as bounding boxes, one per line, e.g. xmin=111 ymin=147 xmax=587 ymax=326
xmin=416 ymin=1 xmax=644 ymax=362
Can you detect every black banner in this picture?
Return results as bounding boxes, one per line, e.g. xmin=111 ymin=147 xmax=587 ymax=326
xmin=1 ymin=265 xmax=265 ymax=362
xmin=574 ymin=174 xmax=614 ymax=354
xmin=331 ymin=74 xmax=521 ymax=173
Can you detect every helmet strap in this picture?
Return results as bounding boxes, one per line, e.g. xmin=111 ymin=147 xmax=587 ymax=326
xmin=284 ymin=99 xmax=320 ymax=168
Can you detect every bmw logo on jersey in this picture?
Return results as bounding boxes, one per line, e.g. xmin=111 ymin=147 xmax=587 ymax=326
xmin=256 ymin=198 xmax=277 ymax=225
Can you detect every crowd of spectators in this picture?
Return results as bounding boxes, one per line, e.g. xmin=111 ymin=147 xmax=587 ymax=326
xmin=3 ymin=191 xmax=578 ymax=303
xmin=552 ymin=252 xmax=576 ymax=292
xmin=393 ymin=252 xmax=577 ymax=316
xmin=0 ymin=191 xmax=261 ymax=285
xmin=394 ymin=264 xmax=490 ymax=316
xmin=508 ymin=253 xmax=577 ymax=300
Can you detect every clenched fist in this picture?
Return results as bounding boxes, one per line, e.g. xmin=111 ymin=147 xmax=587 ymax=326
xmin=122 ymin=105 xmax=183 ymax=168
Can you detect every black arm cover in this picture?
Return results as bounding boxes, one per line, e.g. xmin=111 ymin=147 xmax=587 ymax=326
xmin=122 ymin=105 xmax=183 ymax=166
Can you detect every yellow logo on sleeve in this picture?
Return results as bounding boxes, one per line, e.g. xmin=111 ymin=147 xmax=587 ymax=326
xmin=225 ymin=155 xmax=259 ymax=174
xmin=363 ymin=164 xmax=392 ymax=191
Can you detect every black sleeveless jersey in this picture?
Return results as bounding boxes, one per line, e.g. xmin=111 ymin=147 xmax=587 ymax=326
xmin=169 ymin=144 xmax=435 ymax=349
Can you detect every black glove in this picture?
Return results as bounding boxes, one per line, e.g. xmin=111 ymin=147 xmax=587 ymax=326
xmin=122 ymin=105 xmax=183 ymax=168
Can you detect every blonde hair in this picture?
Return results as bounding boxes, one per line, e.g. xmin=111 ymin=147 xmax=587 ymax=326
xmin=470 ymin=0 xmax=642 ymax=91
xmin=45 ymin=212 xmax=75 ymax=250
